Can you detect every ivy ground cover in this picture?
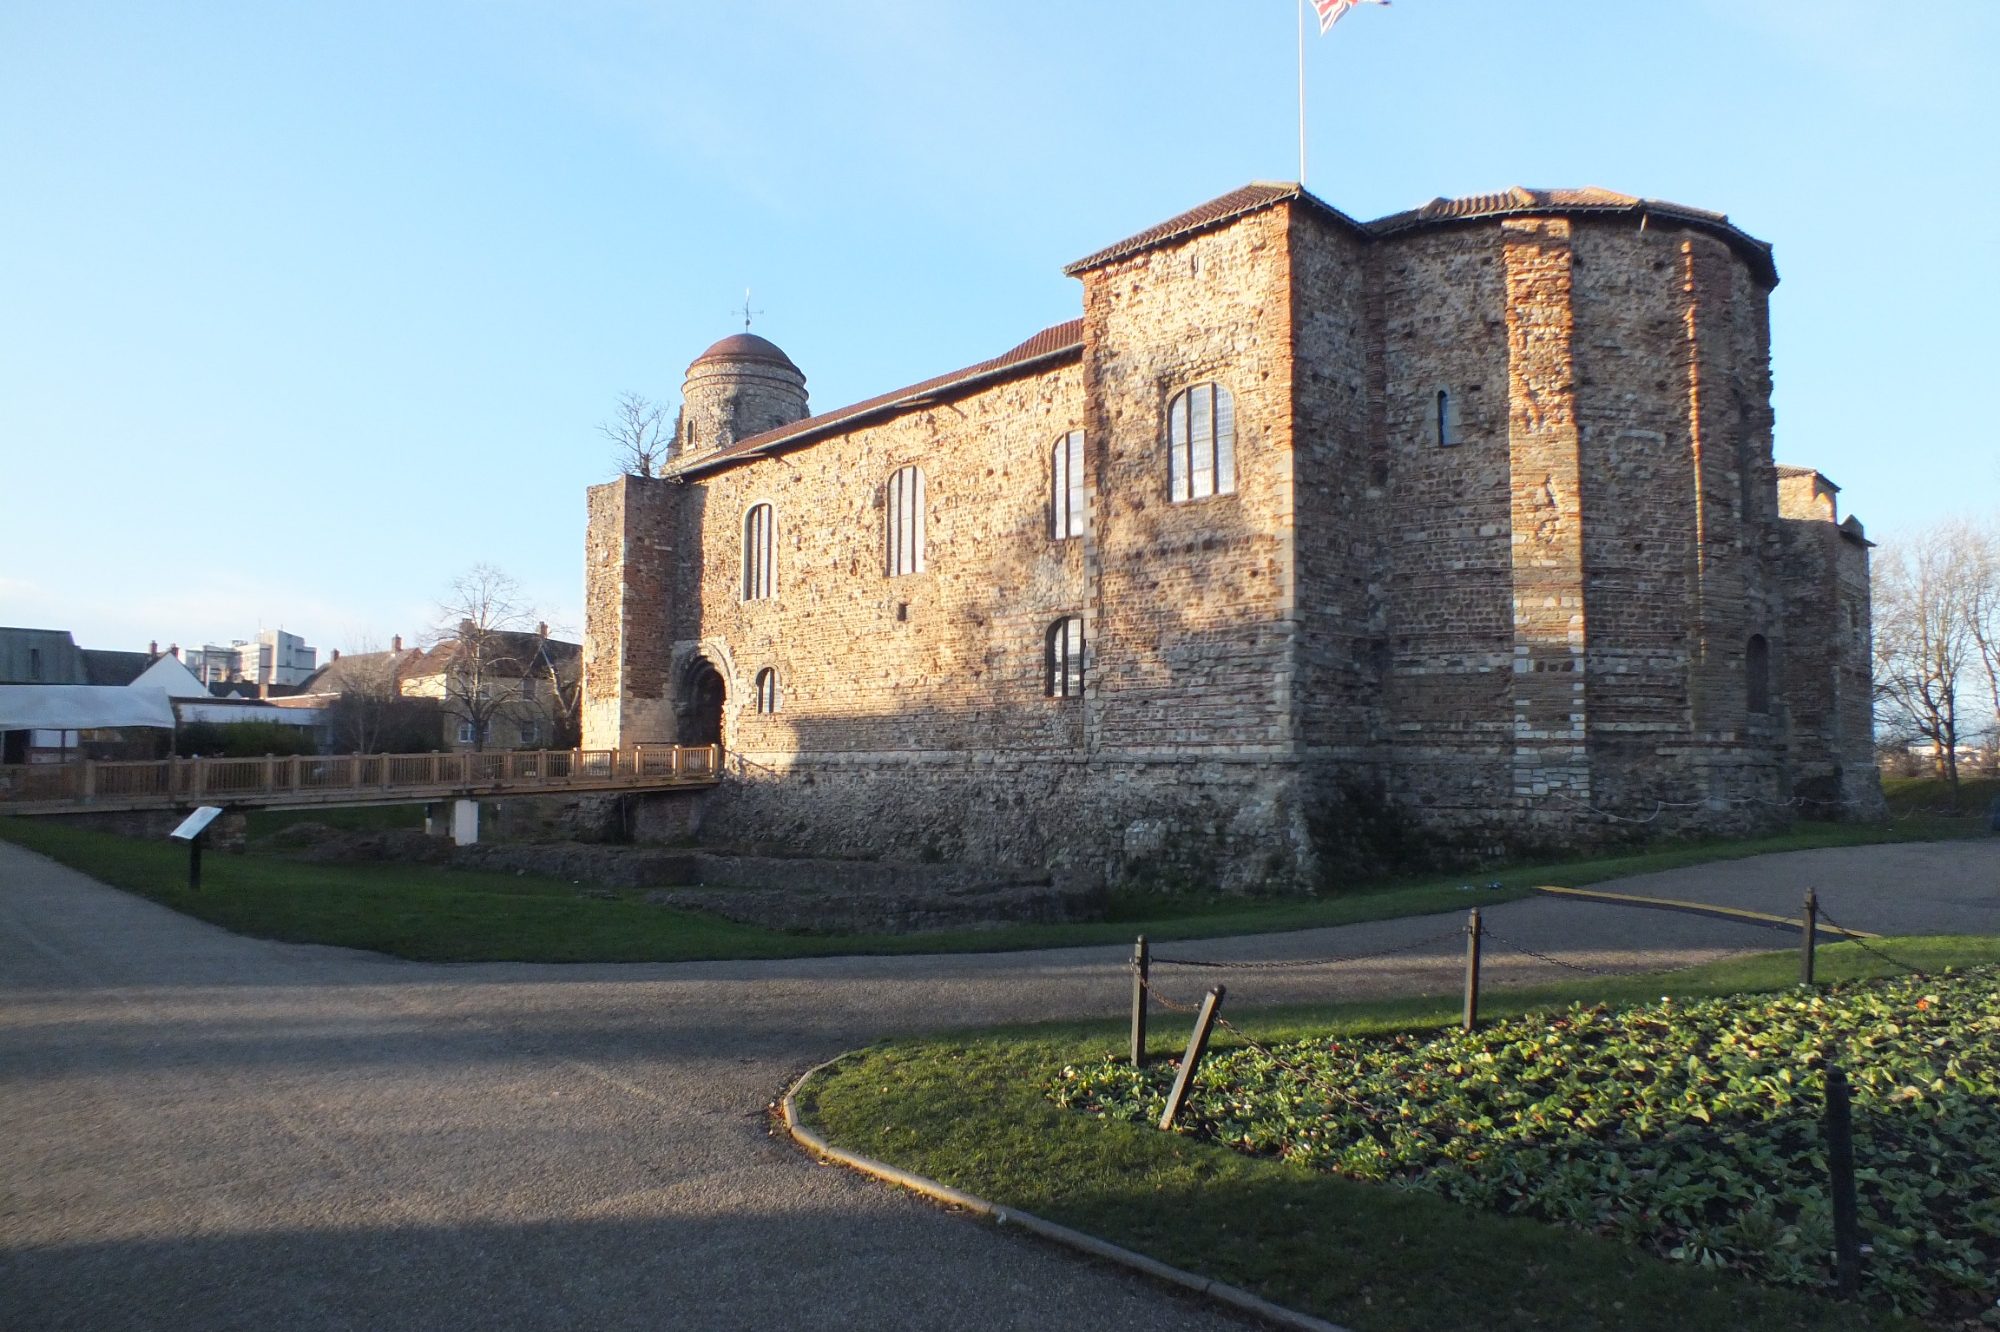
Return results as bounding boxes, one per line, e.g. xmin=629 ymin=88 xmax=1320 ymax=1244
xmin=1053 ymin=969 xmax=2000 ymax=1320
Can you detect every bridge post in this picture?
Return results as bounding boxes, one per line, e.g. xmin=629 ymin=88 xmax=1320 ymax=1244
xmin=81 ymin=761 xmax=96 ymax=802
xmin=451 ymin=798 xmax=480 ymax=846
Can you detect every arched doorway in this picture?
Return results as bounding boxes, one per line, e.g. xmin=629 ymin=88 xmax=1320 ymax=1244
xmin=680 ymin=658 xmax=725 ymax=747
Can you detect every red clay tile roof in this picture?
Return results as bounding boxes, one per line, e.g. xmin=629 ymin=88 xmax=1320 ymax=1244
xmin=1368 ymin=186 xmax=1777 ymax=285
xmin=674 ymin=318 xmax=1085 ymax=477
xmin=1062 ymin=181 xmax=1368 ymax=276
xmin=691 ymin=332 xmax=798 ymax=369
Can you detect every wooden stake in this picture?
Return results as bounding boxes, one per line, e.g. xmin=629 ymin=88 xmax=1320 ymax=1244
xmin=1129 ymin=936 xmax=1150 ymax=1069
xmin=1462 ymin=908 xmax=1483 ymax=1032
xmin=1159 ymin=986 xmax=1226 ymax=1131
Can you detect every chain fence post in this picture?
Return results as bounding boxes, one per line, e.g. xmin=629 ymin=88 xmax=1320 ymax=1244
xmin=1158 ymin=986 xmax=1226 ymax=1131
xmin=1129 ymin=935 xmax=1150 ymax=1069
xmin=1825 ymin=1062 xmax=1862 ymax=1297
xmin=1462 ymin=908 xmax=1483 ymax=1033
xmin=1801 ymin=887 xmax=1819 ymax=987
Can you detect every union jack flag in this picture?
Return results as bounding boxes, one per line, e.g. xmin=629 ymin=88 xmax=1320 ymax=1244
xmin=1312 ymin=0 xmax=1389 ymax=34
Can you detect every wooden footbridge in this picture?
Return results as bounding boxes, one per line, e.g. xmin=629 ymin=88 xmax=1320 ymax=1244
xmin=0 ymin=746 xmax=721 ymax=819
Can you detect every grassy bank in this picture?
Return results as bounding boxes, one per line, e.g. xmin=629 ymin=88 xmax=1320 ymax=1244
xmin=1 ymin=803 xmax=1984 ymax=963
xmin=800 ymin=939 xmax=2000 ymax=1332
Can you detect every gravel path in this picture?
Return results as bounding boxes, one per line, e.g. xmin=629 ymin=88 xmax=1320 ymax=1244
xmin=2 ymin=836 xmax=1993 ymax=1331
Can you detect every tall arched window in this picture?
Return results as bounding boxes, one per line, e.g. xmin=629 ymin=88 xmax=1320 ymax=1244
xmin=1436 ymin=389 xmax=1456 ymax=447
xmin=1046 ymin=617 xmax=1084 ymax=698
xmin=1746 ymin=634 xmax=1771 ymax=714
xmin=1051 ymin=430 xmax=1085 ymax=539
xmin=887 ymin=465 xmax=926 ymax=575
xmin=754 ymin=667 xmax=779 ymax=714
xmin=742 ymin=503 xmax=775 ymax=600
xmin=1167 ymin=383 xmax=1236 ymax=502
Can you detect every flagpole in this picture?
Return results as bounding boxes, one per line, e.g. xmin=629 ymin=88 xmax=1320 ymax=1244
xmin=1297 ymin=0 xmax=1308 ymax=185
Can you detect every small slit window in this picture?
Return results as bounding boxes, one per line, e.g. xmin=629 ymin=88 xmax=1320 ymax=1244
xmin=1051 ymin=430 xmax=1085 ymax=539
xmin=742 ymin=503 xmax=775 ymax=600
xmin=1436 ymin=389 xmax=1456 ymax=447
xmin=1746 ymin=634 xmax=1770 ymax=714
xmin=1046 ymin=617 xmax=1084 ymax=699
xmin=887 ymin=465 xmax=927 ymax=575
xmin=1167 ymin=383 xmax=1236 ymax=502
xmin=754 ymin=667 xmax=779 ymax=714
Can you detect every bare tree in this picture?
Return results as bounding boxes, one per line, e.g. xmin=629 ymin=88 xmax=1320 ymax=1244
xmin=530 ymin=620 xmax=584 ymax=750
xmin=322 ymin=644 xmax=406 ymax=754
xmin=601 ymin=391 xmax=673 ymax=477
xmin=1872 ymin=519 xmax=1999 ymax=797
xmin=429 ymin=565 xmax=543 ymax=752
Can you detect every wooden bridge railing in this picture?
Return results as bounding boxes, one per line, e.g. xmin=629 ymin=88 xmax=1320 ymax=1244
xmin=0 ymin=745 xmax=721 ymax=815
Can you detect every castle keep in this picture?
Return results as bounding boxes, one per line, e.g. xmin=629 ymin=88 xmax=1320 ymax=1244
xmin=583 ymin=183 xmax=1879 ymax=891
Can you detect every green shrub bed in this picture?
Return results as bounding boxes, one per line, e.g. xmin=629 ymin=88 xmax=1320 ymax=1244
xmin=1052 ymin=970 xmax=2000 ymax=1319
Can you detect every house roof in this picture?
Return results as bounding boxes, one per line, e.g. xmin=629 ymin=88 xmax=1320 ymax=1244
xmin=294 ymin=649 xmax=423 ymax=696
xmin=79 ymin=648 xmax=155 ymax=686
xmin=401 ymin=632 xmax=581 ymax=680
xmin=673 ymin=318 xmax=1086 ymax=479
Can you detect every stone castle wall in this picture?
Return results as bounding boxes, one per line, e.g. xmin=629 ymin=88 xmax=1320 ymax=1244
xmin=583 ymin=188 xmax=1878 ymax=892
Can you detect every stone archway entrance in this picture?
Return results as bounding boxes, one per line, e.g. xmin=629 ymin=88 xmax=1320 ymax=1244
xmin=679 ymin=659 xmax=725 ymax=747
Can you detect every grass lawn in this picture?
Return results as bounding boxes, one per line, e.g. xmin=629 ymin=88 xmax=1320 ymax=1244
xmin=798 ymin=939 xmax=2000 ymax=1332
xmin=0 ymin=799 xmax=1986 ymax=962
xmin=1 ymin=777 xmax=1991 ymax=962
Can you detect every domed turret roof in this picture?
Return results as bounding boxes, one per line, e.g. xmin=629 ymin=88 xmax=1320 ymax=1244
xmin=690 ymin=332 xmax=799 ymax=371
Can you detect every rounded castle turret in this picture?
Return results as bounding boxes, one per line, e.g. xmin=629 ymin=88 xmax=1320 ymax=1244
xmin=676 ymin=332 xmax=809 ymax=462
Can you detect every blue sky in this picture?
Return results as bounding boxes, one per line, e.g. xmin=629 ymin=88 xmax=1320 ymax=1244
xmin=3 ymin=0 xmax=1995 ymax=655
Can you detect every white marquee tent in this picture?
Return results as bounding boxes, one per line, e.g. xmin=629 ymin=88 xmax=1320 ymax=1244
xmin=0 ymin=685 xmax=178 ymax=732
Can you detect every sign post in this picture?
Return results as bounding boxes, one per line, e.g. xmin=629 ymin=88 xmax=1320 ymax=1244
xmin=169 ymin=806 xmax=225 ymax=891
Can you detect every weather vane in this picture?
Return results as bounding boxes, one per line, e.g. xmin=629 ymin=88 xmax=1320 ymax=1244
xmin=738 ymin=288 xmax=764 ymax=332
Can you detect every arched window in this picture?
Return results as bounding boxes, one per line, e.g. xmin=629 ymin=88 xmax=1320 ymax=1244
xmin=887 ymin=465 xmax=926 ymax=575
xmin=742 ymin=503 xmax=775 ymax=600
xmin=1046 ymin=617 xmax=1084 ymax=698
xmin=754 ymin=667 xmax=779 ymax=714
xmin=1167 ymin=383 xmax=1236 ymax=502
xmin=1436 ymin=389 xmax=1456 ymax=447
xmin=1746 ymin=634 xmax=1771 ymax=714
xmin=1051 ymin=430 xmax=1085 ymax=539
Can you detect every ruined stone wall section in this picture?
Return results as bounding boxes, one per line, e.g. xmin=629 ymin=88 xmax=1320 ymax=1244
xmin=1570 ymin=222 xmax=1698 ymax=759
xmin=1833 ymin=532 xmax=1883 ymax=814
xmin=678 ymin=361 xmax=1088 ymax=761
xmin=1683 ymin=234 xmax=1759 ymax=743
xmin=1501 ymin=218 xmax=1591 ymax=806
xmin=581 ymin=475 xmax=677 ymax=749
xmin=1776 ymin=470 xmax=1884 ymax=818
xmin=1367 ymin=226 xmax=1515 ymax=820
xmin=1285 ymin=211 xmax=1373 ymax=761
xmin=1081 ymin=209 xmax=1299 ymax=760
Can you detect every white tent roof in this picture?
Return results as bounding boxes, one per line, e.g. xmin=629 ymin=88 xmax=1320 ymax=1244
xmin=131 ymin=654 xmax=211 ymax=699
xmin=0 ymin=685 xmax=178 ymax=731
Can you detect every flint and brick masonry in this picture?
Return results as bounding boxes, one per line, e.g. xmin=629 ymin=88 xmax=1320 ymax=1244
xmin=582 ymin=183 xmax=1880 ymax=892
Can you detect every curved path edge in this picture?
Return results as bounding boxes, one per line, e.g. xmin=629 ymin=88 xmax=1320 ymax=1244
xmin=781 ymin=1055 xmax=1353 ymax=1332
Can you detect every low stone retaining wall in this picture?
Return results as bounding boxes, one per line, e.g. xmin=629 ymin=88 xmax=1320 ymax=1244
xmin=262 ymin=822 xmax=1104 ymax=933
